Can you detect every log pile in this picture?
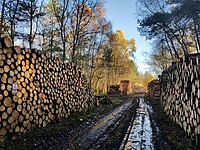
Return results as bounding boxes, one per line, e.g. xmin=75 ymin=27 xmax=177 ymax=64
xmin=0 ymin=37 xmax=97 ymax=142
xmin=120 ymin=80 xmax=130 ymax=95
xmin=160 ymin=54 xmax=200 ymax=137
xmin=107 ymin=85 xmax=120 ymax=97
xmin=147 ymin=79 xmax=160 ymax=100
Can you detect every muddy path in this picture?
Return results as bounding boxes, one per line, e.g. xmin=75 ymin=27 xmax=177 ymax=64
xmin=35 ymin=95 xmax=192 ymax=150
xmin=49 ymin=95 xmax=168 ymax=150
xmin=2 ymin=95 xmax=195 ymax=150
xmin=54 ymin=98 xmax=138 ymax=150
xmin=120 ymin=97 xmax=154 ymax=150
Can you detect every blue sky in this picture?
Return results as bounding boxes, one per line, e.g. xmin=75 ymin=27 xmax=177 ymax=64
xmin=105 ymin=0 xmax=152 ymax=73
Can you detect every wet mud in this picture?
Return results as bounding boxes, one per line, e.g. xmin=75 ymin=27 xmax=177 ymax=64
xmin=48 ymin=96 xmax=190 ymax=150
xmin=4 ymin=95 xmax=194 ymax=150
xmin=120 ymin=98 xmax=154 ymax=150
xmin=64 ymin=99 xmax=137 ymax=150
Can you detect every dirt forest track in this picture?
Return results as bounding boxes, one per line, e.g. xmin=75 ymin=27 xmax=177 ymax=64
xmin=47 ymin=98 xmax=138 ymax=150
xmin=61 ymin=95 xmax=195 ymax=150
xmin=34 ymin=95 xmax=174 ymax=150
xmin=1 ymin=95 xmax=195 ymax=150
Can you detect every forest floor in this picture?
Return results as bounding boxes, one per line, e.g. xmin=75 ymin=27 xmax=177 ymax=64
xmin=0 ymin=95 xmax=196 ymax=150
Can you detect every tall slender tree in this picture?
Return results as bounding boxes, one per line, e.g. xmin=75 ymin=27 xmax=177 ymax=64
xmin=0 ymin=0 xmax=6 ymax=36
xmin=17 ymin=0 xmax=44 ymax=49
xmin=4 ymin=0 xmax=20 ymax=45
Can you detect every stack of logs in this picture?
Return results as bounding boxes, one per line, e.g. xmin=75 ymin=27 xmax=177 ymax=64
xmin=0 ymin=37 xmax=97 ymax=142
xmin=160 ymin=54 xmax=200 ymax=137
xmin=147 ymin=79 xmax=160 ymax=100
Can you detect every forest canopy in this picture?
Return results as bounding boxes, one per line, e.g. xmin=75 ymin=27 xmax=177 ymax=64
xmin=137 ymin=0 xmax=200 ymax=74
xmin=0 ymin=0 xmax=155 ymax=93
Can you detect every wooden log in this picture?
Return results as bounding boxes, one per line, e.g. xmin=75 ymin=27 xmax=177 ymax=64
xmin=0 ymin=67 xmax=3 ymax=73
xmin=3 ymin=90 xmax=8 ymax=97
xmin=2 ymin=121 xmax=7 ymax=127
xmin=6 ymin=51 xmax=12 ymax=58
xmin=1 ymin=53 xmax=6 ymax=60
xmin=2 ymin=112 xmax=8 ymax=119
xmin=4 ymin=97 xmax=12 ymax=107
xmin=8 ymin=77 xmax=13 ymax=84
xmin=9 ymin=70 xmax=14 ymax=76
xmin=11 ymin=121 xmax=16 ymax=129
xmin=0 ymin=127 xmax=7 ymax=136
xmin=0 ymin=105 xmax=5 ymax=112
xmin=0 ymin=37 xmax=13 ymax=48
xmin=7 ymin=107 xmax=13 ymax=114
xmin=8 ymin=116 xmax=14 ymax=124
xmin=0 ymin=60 xmax=4 ymax=66
xmin=17 ymin=104 xmax=22 ymax=112
xmin=1 ymin=84 xmax=5 ymax=90
xmin=19 ymin=115 xmax=24 ymax=122
xmin=17 ymin=91 xmax=23 ymax=99
xmin=14 ymin=46 xmax=21 ymax=53
xmin=15 ymin=126 xmax=20 ymax=132
xmin=3 ymin=65 xmax=10 ymax=72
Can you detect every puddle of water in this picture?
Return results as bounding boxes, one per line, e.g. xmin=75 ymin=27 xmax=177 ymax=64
xmin=121 ymin=98 xmax=154 ymax=150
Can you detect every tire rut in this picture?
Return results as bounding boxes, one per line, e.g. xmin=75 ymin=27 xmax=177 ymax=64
xmin=59 ymin=98 xmax=136 ymax=150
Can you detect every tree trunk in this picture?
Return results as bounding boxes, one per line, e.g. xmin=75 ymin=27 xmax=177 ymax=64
xmin=0 ymin=0 xmax=6 ymax=36
xmin=194 ymin=22 xmax=200 ymax=53
xmin=10 ymin=0 xmax=19 ymax=46
xmin=165 ymin=34 xmax=174 ymax=59
xmin=29 ymin=0 xmax=33 ymax=49
xmin=50 ymin=17 xmax=54 ymax=57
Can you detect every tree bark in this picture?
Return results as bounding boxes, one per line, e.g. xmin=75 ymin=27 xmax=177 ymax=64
xmin=194 ymin=22 xmax=200 ymax=53
xmin=10 ymin=0 xmax=19 ymax=45
xmin=29 ymin=0 xmax=33 ymax=49
xmin=0 ymin=0 xmax=6 ymax=36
